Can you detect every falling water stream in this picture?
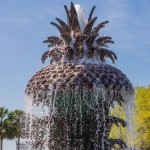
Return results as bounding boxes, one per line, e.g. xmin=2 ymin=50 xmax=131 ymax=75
xmin=125 ymin=95 xmax=136 ymax=150
xmin=21 ymin=80 xmax=134 ymax=150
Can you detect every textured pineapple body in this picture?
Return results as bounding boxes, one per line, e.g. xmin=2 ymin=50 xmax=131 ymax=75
xmin=26 ymin=62 xmax=133 ymax=105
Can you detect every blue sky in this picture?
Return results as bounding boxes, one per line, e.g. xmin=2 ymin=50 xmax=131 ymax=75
xmin=0 ymin=0 xmax=150 ymax=149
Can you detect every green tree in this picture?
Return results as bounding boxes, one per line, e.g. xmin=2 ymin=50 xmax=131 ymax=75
xmin=7 ymin=110 xmax=24 ymax=150
xmin=0 ymin=107 xmax=8 ymax=150
xmin=0 ymin=107 xmax=24 ymax=150
xmin=135 ymin=85 xmax=150 ymax=149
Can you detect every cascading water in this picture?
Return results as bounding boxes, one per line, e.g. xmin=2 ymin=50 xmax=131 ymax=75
xmin=21 ymin=2 xmax=134 ymax=150
xmin=125 ymin=95 xmax=136 ymax=150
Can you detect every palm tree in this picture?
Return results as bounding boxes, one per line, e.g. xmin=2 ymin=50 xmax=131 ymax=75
xmin=0 ymin=108 xmax=24 ymax=150
xmin=25 ymin=2 xmax=134 ymax=149
xmin=0 ymin=107 xmax=8 ymax=150
xmin=7 ymin=110 xmax=24 ymax=150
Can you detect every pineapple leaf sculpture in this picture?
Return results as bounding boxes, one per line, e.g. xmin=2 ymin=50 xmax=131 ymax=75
xmin=42 ymin=2 xmax=116 ymax=64
xmin=24 ymin=2 xmax=134 ymax=150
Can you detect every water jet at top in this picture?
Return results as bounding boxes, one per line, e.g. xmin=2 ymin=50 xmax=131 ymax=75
xmin=21 ymin=2 xmax=134 ymax=150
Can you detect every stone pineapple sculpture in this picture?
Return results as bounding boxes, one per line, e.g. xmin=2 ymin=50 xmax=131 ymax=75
xmin=25 ymin=2 xmax=134 ymax=150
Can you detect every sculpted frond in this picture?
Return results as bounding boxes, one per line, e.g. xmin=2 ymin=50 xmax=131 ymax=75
xmin=70 ymin=2 xmax=80 ymax=32
xmin=108 ymin=139 xmax=127 ymax=149
xmin=43 ymin=36 xmax=62 ymax=45
xmin=83 ymin=17 xmax=97 ymax=36
xmin=42 ymin=2 xmax=117 ymax=64
xmin=96 ymin=36 xmax=112 ymax=45
xmin=108 ymin=116 xmax=126 ymax=127
xmin=41 ymin=50 xmax=51 ymax=64
xmin=50 ymin=22 xmax=64 ymax=34
xmin=55 ymin=18 xmax=70 ymax=32
xmin=99 ymin=48 xmax=117 ymax=63
xmin=64 ymin=5 xmax=71 ymax=27
xmin=92 ymin=21 xmax=109 ymax=34
xmin=88 ymin=6 xmax=96 ymax=22
xmin=86 ymin=33 xmax=98 ymax=48
xmin=41 ymin=48 xmax=62 ymax=64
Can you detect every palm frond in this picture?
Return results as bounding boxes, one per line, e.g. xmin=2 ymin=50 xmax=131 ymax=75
xmin=43 ymin=36 xmax=62 ymax=45
xmin=98 ymin=39 xmax=114 ymax=47
xmin=86 ymin=33 xmax=98 ymax=48
xmin=60 ymin=33 xmax=71 ymax=44
xmin=50 ymin=22 xmax=64 ymax=34
xmin=109 ymin=50 xmax=117 ymax=60
xmin=70 ymin=2 xmax=80 ymax=32
xmin=56 ymin=18 xmax=70 ymax=32
xmin=105 ymin=52 xmax=115 ymax=63
xmin=41 ymin=48 xmax=62 ymax=63
xmin=92 ymin=21 xmax=109 ymax=34
xmin=83 ymin=17 xmax=97 ymax=36
xmin=51 ymin=48 xmax=62 ymax=62
xmin=96 ymin=36 xmax=112 ymax=45
xmin=41 ymin=50 xmax=51 ymax=64
xmin=88 ymin=6 xmax=96 ymax=22
xmin=65 ymin=46 xmax=74 ymax=60
xmin=42 ymin=3 xmax=117 ymax=64
xmin=108 ymin=116 xmax=126 ymax=127
xmin=109 ymin=139 xmax=127 ymax=149
xmin=88 ymin=47 xmax=95 ymax=58
xmin=48 ymin=44 xmax=53 ymax=47
xmin=50 ymin=22 xmax=71 ymax=44
xmin=64 ymin=5 xmax=71 ymax=27
xmin=99 ymin=48 xmax=117 ymax=63
xmin=103 ymin=39 xmax=114 ymax=45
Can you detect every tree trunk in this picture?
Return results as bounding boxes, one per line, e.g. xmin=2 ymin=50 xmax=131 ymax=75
xmin=0 ymin=138 xmax=3 ymax=150
xmin=17 ymin=138 xmax=20 ymax=150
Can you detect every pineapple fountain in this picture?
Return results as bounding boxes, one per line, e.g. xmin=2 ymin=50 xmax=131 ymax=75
xmin=22 ymin=2 xmax=134 ymax=150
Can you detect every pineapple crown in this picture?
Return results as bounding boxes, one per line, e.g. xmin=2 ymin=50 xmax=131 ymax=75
xmin=42 ymin=2 xmax=117 ymax=64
